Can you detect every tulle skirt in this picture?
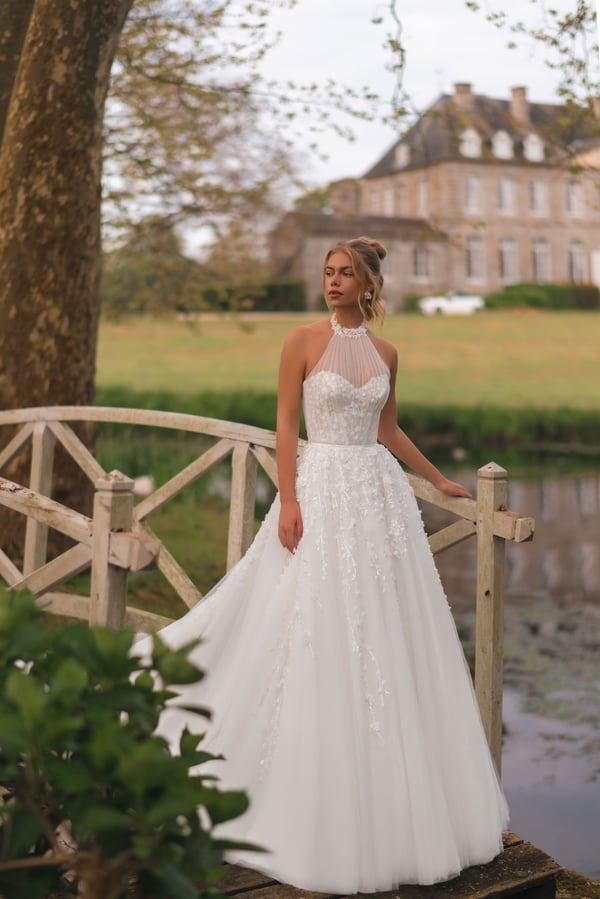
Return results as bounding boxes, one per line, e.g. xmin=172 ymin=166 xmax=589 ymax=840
xmin=148 ymin=442 xmax=508 ymax=892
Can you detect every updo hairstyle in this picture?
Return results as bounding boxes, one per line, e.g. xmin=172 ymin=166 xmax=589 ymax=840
xmin=324 ymin=236 xmax=387 ymax=323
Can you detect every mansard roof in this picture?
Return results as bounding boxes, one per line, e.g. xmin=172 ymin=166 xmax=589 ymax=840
xmin=365 ymin=85 xmax=600 ymax=178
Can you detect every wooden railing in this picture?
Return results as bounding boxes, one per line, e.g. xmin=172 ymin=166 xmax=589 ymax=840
xmin=0 ymin=406 xmax=535 ymax=774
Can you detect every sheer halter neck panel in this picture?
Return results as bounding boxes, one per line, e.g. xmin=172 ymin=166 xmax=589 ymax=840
xmin=305 ymin=314 xmax=390 ymax=388
xmin=302 ymin=314 xmax=391 ymax=446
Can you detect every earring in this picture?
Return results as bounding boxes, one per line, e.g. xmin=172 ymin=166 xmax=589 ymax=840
xmin=364 ymin=291 xmax=373 ymax=301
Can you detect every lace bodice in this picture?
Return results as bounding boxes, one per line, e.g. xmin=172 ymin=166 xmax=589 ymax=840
xmin=302 ymin=315 xmax=390 ymax=445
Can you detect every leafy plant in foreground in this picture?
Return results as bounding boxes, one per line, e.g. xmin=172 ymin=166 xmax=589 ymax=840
xmin=0 ymin=592 xmax=251 ymax=899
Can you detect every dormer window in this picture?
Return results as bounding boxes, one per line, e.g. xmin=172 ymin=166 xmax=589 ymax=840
xmin=459 ymin=128 xmax=482 ymax=158
xmin=492 ymin=130 xmax=514 ymax=160
xmin=395 ymin=144 xmax=410 ymax=168
xmin=523 ymin=133 xmax=544 ymax=162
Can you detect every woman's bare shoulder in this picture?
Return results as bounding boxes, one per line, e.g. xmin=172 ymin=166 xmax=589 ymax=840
xmin=282 ymin=318 xmax=330 ymax=349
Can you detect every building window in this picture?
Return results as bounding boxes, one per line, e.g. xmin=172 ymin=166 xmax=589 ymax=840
xmin=523 ymin=133 xmax=544 ymax=162
xmin=499 ymin=238 xmax=519 ymax=282
xmin=383 ymin=185 xmax=394 ymax=216
xmin=497 ymin=177 xmax=515 ymax=214
xmin=418 ymin=180 xmax=428 ymax=216
xmin=395 ymin=144 xmax=410 ymax=168
xmin=464 ymin=176 xmax=481 ymax=213
xmin=530 ymin=180 xmax=548 ymax=216
xmin=565 ymin=181 xmax=585 ymax=217
xmin=492 ymin=130 xmax=514 ymax=159
xmin=568 ymin=240 xmax=586 ymax=281
xmin=466 ymin=235 xmax=484 ymax=280
xmin=413 ymin=245 xmax=429 ymax=278
xmin=459 ymin=128 xmax=482 ymax=158
xmin=368 ymin=187 xmax=379 ymax=214
xmin=532 ymin=238 xmax=550 ymax=281
xmin=397 ymin=183 xmax=407 ymax=215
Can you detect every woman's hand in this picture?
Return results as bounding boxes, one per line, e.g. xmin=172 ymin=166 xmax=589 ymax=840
xmin=433 ymin=476 xmax=472 ymax=499
xmin=278 ymin=498 xmax=304 ymax=553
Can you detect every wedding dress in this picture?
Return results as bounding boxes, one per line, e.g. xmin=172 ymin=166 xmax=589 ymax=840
xmin=148 ymin=314 xmax=509 ymax=893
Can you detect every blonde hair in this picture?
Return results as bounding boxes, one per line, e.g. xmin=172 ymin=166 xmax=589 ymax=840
xmin=324 ymin=236 xmax=387 ymax=322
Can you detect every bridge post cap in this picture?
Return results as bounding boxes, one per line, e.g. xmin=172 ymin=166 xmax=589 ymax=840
xmin=477 ymin=461 xmax=508 ymax=479
xmin=95 ymin=470 xmax=135 ymax=492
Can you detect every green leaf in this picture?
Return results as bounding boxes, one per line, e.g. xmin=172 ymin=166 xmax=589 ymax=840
xmin=5 ymin=670 xmax=48 ymax=729
xmin=0 ymin=805 xmax=45 ymax=857
xmin=152 ymin=863 xmax=199 ymax=899
xmin=51 ymin=657 xmax=89 ymax=702
xmin=77 ymin=804 xmax=132 ymax=834
xmin=196 ymin=788 xmax=249 ymax=826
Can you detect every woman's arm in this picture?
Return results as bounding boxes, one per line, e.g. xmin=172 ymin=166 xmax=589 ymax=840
xmin=377 ymin=350 xmax=472 ymax=499
xmin=276 ymin=329 xmax=307 ymax=551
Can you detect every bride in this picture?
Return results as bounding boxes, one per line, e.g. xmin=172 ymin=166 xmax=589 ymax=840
xmin=150 ymin=236 xmax=508 ymax=893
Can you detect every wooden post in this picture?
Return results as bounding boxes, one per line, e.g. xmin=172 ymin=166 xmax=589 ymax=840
xmin=227 ymin=442 xmax=257 ymax=570
xmin=23 ymin=423 xmax=56 ymax=575
xmin=89 ymin=471 xmax=134 ymax=629
xmin=475 ymin=461 xmax=508 ymax=776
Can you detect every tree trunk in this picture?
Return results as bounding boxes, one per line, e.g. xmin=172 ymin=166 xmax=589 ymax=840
xmin=0 ymin=0 xmax=133 ymax=556
xmin=0 ymin=1 xmax=36 ymax=138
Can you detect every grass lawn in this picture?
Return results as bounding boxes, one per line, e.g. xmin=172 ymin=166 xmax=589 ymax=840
xmin=97 ymin=311 xmax=600 ymax=409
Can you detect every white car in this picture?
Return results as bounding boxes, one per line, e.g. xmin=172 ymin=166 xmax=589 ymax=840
xmin=417 ymin=292 xmax=485 ymax=315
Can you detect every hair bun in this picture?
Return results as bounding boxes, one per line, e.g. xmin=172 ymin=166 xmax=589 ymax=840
xmin=356 ymin=235 xmax=387 ymax=261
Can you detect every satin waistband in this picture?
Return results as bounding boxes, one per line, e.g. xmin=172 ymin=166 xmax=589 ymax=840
xmin=304 ymin=441 xmax=379 ymax=449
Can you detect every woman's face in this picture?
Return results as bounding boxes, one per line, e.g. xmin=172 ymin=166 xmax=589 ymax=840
xmin=323 ymin=251 xmax=362 ymax=312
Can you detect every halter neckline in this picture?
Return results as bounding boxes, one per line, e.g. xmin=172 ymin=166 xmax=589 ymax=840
xmin=330 ymin=313 xmax=367 ymax=337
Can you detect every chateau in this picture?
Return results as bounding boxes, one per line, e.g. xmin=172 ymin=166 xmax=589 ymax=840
xmin=270 ymin=84 xmax=600 ymax=311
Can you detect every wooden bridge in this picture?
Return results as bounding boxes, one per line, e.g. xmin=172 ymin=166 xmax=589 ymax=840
xmin=0 ymin=406 xmax=563 ymax=897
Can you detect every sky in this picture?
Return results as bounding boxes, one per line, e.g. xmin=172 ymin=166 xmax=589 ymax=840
xmin=257 ymin=0 xmax=599 ymax=187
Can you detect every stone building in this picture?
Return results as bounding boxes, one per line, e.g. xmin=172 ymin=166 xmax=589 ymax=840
xmin=270 ymin=84 xmax=600 ymax=311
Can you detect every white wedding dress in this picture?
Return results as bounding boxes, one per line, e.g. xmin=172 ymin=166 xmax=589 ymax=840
xmin=147 ymin=315 xmax=509 ymax=893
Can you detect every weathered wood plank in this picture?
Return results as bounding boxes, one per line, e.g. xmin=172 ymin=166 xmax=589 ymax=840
xmin=36 ymin=591 xmax=91 ymax=620
xmin=0 ymin=548 xmax=22 ymax=585
xmin=428 ymin=519 xmax=477 ymax=555
xmin=124 ymin=605 xmax=174 ymax=633
xmin=48 ymin=420 xmax=106 ymax=483
xmin=23 ymin=423 xmax=56 ymax=576
xmin=251 ymin=444 xmax=279 ymax=486
xmin=0 ymin=406 xmax=278 ymax=449
xmin=135 ymin=521 xmax=202 ymax=609
xmin=227 ymin=442 xmax=258 ymax=569
xmin=11 ymin=543 xmax=92 ymax=596
xmin=219 ymin=836 xmax=560 ymax=899
xmin=108 ymin=531 xmax=160 ymax=572
xmin=135 ymin=438 xmax=235 ymax=521
xmin=0 ymin=422 xmax=34 ymax=471
xmin=89 ymin=472 xmax=134 ymax=629
xmin=475 ymin=463 xmax=507 ymax=775
xmin=0 ymin=477 xmax=93 ymax=545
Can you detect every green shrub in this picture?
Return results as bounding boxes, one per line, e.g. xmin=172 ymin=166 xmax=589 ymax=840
xmin=402 ymin=294 xmax=423 ymax=313
xmin=485 ymin=282 xmax=600 ymax=310
xmin=0 ymin=592 xmax=253 ymax=899
xmin=199 ymin=281 xmax=305 ymax=312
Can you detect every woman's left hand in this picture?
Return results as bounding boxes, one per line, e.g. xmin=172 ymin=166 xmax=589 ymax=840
xmin=433 ymin=476 xmax=472 ymax=499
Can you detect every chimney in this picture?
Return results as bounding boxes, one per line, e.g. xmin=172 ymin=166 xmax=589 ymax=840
xmin=453 ymin=82 xmax=475 ymax=110
xmin=510 ymin=86 xmax=530 ymax=125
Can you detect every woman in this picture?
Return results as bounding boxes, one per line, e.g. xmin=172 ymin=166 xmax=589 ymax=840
xmin=153 ymin=237 xmax=508 ymax=892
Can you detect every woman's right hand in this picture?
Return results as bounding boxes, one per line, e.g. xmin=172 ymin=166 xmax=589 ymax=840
xmin=278 ymin=498 xmax=304 ymax=553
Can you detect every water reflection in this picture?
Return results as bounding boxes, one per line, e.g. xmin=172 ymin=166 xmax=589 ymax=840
xmin=422 ymin=472 xmax=600 ymax=877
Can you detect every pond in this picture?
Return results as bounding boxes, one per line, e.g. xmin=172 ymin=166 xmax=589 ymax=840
xmin=422 ymin=469 xmax=600 ymax=878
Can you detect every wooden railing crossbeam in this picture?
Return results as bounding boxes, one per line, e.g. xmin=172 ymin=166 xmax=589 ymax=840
xmin=0 ymin=477 xmax=93 ymax=546
xmin=428 ymin=519 xmax=477 ymax=555
xmin=48 ymin=421 xmax=106 ymax=484
xmin=135 ymin=438 xmax=236 ymax=521
xmin=135 ymin=521 xmax=202 ymax=611
xmin=0 ymin=422 xmax=34 ymax=472
xmin=0 ymin=548 xmax=22 ymax=585
xmin=250 ymin=444 xmax=278 ymax=486
xmin=12 ymin=544 xmax=92 ymax=596
xmin=0 ymin=406 xmax=278 ymax=449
